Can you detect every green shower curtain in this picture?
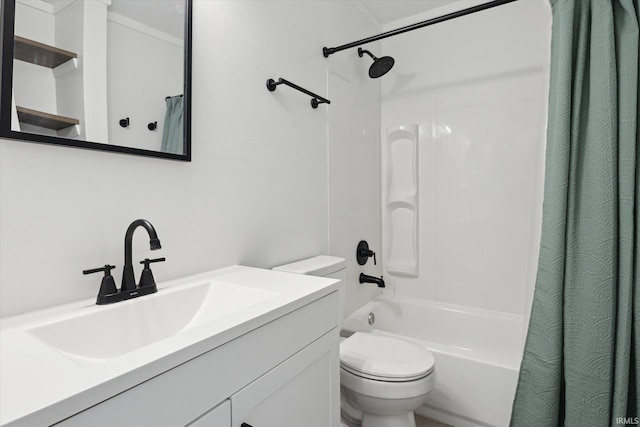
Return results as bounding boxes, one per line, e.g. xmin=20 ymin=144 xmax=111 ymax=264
xmin=511 ymin=0 xmax=639 ymax=426
xmin=161 ymin=95 xmax=184 ymax=155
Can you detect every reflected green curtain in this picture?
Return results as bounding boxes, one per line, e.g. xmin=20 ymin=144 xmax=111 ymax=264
xmin=511 ymin=0 xmax=639 ymax=425
xmin=161 ymin=95 xmax=184 ymax=155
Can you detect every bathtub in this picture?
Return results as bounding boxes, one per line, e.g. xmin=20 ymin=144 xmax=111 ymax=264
xmin=341 ymin=295 xmax=525 ymax=427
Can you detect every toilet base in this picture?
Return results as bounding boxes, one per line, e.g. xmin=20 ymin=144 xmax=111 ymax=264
xmin=341 ymin=413 xmax=361 ymax=427
xmin=342 ymin=385 xmax=422 ymax=427
xmin=361 ymin=412 xmax=416 ymax=427
xmin=341 ymin=399 xmax=362 ymax=426
xmin=342 ymin=406 xmax=418 ymax=427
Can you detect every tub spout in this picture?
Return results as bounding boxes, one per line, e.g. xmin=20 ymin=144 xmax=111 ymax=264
xmin=359 ymin=273 xmax=385 ymax=288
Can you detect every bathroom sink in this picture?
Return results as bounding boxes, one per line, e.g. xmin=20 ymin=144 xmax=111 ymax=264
xmin=1 ymin=265 xmax=341 ymax=427
xmin=28 ymin=281 xmax=278 ymax=364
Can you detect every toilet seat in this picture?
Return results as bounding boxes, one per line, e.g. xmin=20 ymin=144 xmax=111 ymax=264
xmin=340 ymin=333 xmax=434 ymax=382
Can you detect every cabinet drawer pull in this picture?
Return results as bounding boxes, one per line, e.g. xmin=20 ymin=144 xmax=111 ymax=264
xmin=241 ymin=424 xmax=253 ymax=427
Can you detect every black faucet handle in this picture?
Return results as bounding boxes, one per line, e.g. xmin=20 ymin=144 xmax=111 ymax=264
xmin=83 ymin=264 xmax=118 ymax=299
xmin=139 ymin=257 xmax=165 ymax=288
xmin=83 ymin=264 xmax=116 ymax=275
xmin=140 ymin=257 xmax=166 ymax=267
xmin=357 ymin=240 xmax=377 ymax=265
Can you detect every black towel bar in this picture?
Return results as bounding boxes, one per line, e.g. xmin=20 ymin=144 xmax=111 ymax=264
xmin=266 ymin=78 xmax=330 ymax=109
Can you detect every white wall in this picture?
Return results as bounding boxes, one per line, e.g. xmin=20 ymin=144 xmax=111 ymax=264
xmin=381 ymin=0 xmax=551 ymax=315
xmin=0 ymin=0 xmax=381 ymax=317
xmin=326 ymin=5 xmax=383 ymax=315
xmin=107 ymin=13 xmax=183 ymax=151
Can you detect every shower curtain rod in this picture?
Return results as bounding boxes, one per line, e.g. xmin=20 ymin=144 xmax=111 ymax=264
xmin=322 ymin=0 xmax=519 ymax=57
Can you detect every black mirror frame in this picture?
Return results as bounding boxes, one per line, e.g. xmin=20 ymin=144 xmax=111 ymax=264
xmin=0 ymin=0 xmax=192 ymax=161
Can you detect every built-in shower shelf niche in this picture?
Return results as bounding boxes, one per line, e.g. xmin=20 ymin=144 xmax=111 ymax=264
xmin=383 ymin=125 xmax=419 ymax=277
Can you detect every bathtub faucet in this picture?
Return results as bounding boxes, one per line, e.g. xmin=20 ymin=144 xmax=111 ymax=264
xmin=360 ymin=273 xmax=385 ymax=288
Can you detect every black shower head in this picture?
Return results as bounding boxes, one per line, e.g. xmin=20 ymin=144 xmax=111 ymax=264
xmin=358 ymin=47 xmax=395 ymax=78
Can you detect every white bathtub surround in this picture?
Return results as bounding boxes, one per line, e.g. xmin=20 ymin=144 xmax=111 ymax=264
xmin=342 ymin=295 xmax=524 ymax=427
xmin=375 ymin=3 xmax=550 ymax=424
xmin=380 ymin=0 xmax=551 ymax=317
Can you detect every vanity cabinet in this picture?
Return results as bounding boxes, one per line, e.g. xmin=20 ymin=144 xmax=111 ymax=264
xmin=187 ymin=401 xmax=230 ymax=427
xmin=52 ymin=292 xmax=340 ymax=427
xmin=230 ymin=331 xmax=337 ymax=427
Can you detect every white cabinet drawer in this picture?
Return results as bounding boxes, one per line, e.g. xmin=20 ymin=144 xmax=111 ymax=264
xmin=187 ymin=400 xmax=230 ymax=427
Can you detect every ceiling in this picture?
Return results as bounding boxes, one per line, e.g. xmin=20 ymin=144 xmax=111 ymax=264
xmin=357 ymin=0 xmax=466 ymax=25
xmin=108 ymin=0 xmax=185 ymax=39
xmin=39 ymin=0 xmax=185 ymax=39
xmin=38 ymin=0 xmax=465 ymax=40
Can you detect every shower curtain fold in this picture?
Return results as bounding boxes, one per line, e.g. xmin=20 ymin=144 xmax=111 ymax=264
xmin=161 ymin=95 xmax=184 ymax=155
xmin=511 ymin=0 xmax=639 ymax=426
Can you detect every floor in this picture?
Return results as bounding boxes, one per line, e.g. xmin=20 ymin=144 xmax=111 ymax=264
xmin=341 ymin=414 xmax=451 ymax=427
xmin=415 ymin=415 xmax=452 ymax=427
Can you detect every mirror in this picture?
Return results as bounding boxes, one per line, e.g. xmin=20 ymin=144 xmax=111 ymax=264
xmin=0 ymin=0 xmax=192 ymax=161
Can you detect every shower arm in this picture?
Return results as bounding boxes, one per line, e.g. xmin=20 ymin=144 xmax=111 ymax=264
xmin=358 ymin=48 xmax=376 ymax=60
xmin=266 ymin=78 xmax=331 ymax=109
xmin=322 ymin=0 xmax=519 ymax=57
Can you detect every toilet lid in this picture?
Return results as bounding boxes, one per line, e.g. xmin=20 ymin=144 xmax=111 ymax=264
xmin=340 ymin=333 xmax=435 ymax=381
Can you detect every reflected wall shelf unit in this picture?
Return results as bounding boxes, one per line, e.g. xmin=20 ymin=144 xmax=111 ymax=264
xmin=13 ymin=35 xmax=80 ymax=133
xmin=16 ymin=106 xmax=79 ymax=130
xmin=14 ymin=35 xmax=77 ymax=68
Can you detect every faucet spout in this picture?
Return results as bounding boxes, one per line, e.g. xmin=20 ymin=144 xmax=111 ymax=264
xmin=359 ymin=273 xmax=385 ymax=288
xmin=121 ymin=219 xmax=161 ymax=291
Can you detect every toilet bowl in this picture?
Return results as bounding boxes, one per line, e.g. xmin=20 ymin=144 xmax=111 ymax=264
xmin=273 ymin=256 xmax=436 ymax=427
xmin=340 ymin=332 xmax=435 ymax=427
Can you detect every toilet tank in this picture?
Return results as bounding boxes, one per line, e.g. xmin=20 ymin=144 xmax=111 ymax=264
xmin=273 ymin=255 xmax=346 ymax=280
xmin=273 ymin=255 xmax=346 ymax=321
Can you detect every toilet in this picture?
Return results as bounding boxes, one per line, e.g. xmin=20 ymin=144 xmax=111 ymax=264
xmin=273 ymin=256 xmax=435 ymax=427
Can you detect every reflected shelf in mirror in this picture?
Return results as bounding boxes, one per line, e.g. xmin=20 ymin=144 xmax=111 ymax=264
xmin=16 ymin=106 xmax=79 ymax=130
xmin=14 ymin=35 xmax=77 ymax=68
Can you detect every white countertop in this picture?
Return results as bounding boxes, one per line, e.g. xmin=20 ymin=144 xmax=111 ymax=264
xmin=0 ymin=265 xmax=339 ymax=427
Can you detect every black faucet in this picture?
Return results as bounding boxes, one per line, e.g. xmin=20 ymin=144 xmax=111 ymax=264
xmin=122 ymin=219 xmax=162 ymax=292
xmin=83 ymin=219 xmax=164 ymax=304
xmin=360 ymin=273 xmax=385 ymax=288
